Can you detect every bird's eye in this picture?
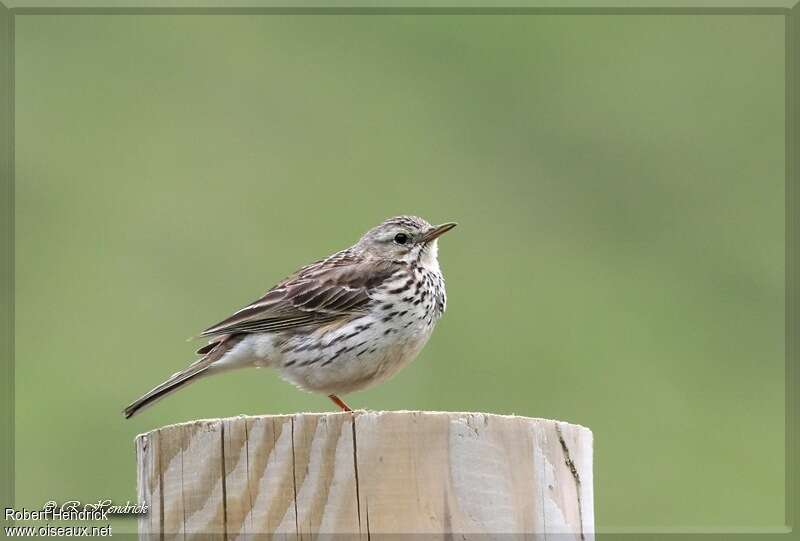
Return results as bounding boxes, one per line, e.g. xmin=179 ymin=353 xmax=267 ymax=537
xmin=393 ymin=233 xmax=409 ymax=245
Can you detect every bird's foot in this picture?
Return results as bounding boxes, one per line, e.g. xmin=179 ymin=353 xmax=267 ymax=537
xmin=328 ymin=394 xmax=353 ymax=412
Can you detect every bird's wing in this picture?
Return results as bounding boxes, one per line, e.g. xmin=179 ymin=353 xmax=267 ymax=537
xmin=200 ymin=255 xmax=402 ymax=337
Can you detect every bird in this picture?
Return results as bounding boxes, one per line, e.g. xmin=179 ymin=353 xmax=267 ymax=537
xmin=123 ymin=215 xmax=456 ymax=418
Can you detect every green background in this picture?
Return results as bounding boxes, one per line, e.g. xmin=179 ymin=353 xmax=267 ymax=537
xmin=14 ymin=13 xmax=785 ymax=531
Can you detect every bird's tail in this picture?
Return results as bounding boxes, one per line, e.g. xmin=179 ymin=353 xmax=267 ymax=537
xmin=123 ymin=335 xmax=240 ymax=419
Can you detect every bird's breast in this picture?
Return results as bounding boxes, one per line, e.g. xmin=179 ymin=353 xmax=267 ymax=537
xmin=272 ymin=268 xmax=446 ymax=394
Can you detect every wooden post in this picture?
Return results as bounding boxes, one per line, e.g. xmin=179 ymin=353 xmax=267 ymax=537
xmin=135 ymin=411 xmax=593 ymax=537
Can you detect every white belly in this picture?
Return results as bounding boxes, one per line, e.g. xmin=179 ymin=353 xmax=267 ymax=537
xmin=275 ymin=311 xmax=436 ymax=395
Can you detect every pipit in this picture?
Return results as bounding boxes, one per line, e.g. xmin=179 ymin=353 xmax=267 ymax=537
xmin=124 ymin=215 xmax=455 ymax=418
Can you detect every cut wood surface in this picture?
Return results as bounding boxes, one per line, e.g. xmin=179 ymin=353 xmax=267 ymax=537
xmin=135 ymin=411 xmax=593 ymax=538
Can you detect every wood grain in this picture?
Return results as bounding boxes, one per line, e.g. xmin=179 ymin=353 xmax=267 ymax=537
xmin=135 ymin=411 xmax=593 ymax=538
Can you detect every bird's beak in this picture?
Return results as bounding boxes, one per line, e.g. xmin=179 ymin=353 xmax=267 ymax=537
xmin=420 ymin=222 xmax=457 ymax=243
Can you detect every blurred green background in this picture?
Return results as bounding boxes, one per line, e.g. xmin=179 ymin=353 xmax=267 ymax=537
xmin=14 ymin=13 xmax=785 ymax=532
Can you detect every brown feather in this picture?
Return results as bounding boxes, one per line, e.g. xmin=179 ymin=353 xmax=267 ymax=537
xmin=199 ymin=255 xmax=403 ymax=338
xmin=124 ymin=335 xmax=244 ymax=418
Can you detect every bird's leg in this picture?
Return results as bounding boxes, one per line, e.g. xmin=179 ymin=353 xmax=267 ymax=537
xmin=328 ymin=394 xmax=352 ymax=412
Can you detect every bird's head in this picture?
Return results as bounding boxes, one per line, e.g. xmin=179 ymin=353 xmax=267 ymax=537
xmin=356 ymin=215 xmax=457 ymax=266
